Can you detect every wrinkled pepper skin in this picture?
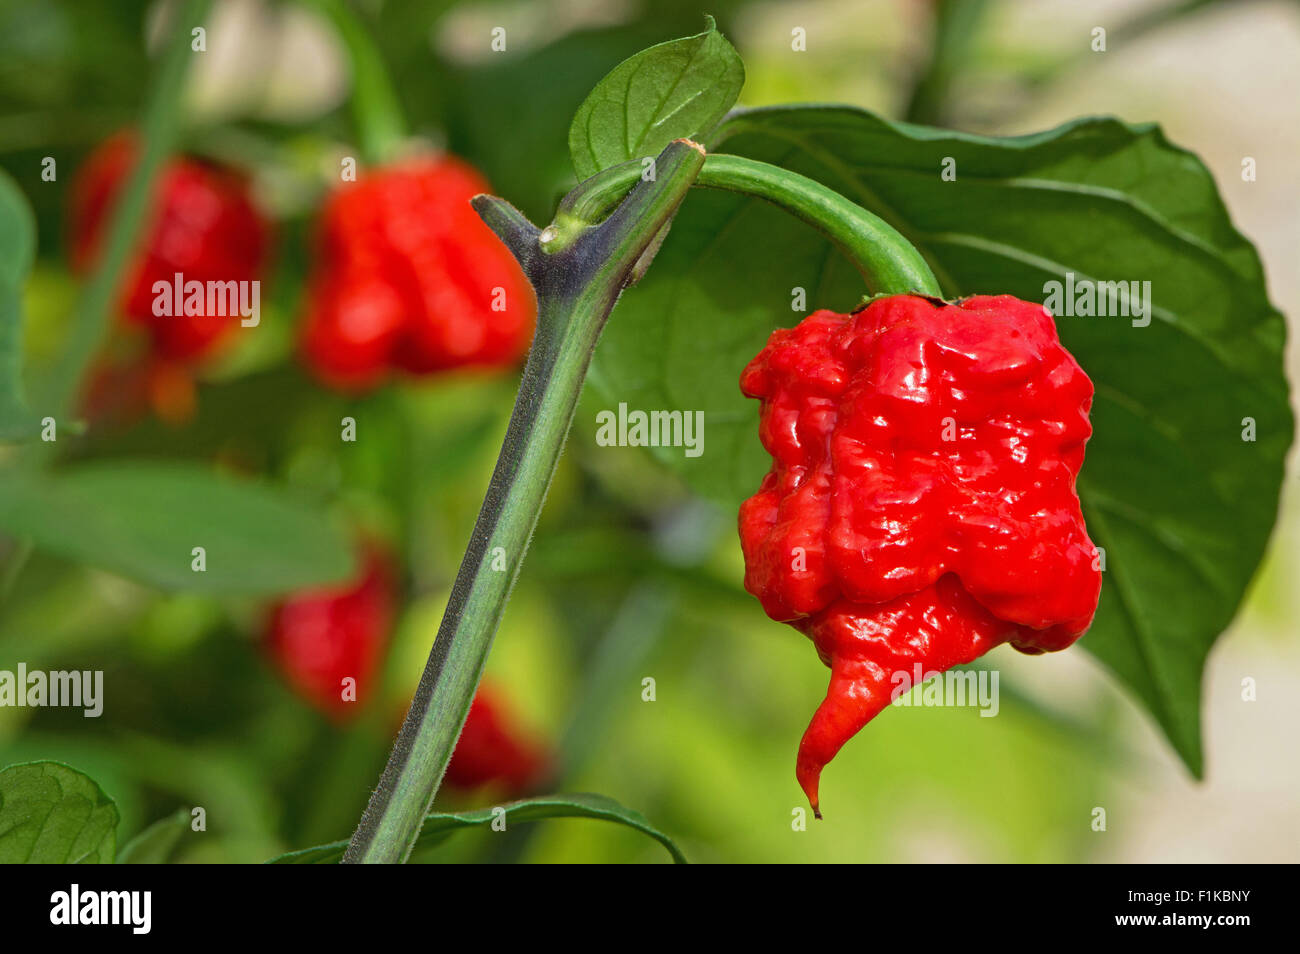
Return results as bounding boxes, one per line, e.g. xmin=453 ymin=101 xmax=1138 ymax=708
xmin=264 ymin=545 xmax=395 ymax=721
xmin=442 ymin=683 xmax=548 ymax=796
xmin=69 ymin=131 xmax=270 ymax=361
xmin=739 ymin=294 xmax=1102 ymax=816
xmin=300 ymin=157 xmax=535 ymax=389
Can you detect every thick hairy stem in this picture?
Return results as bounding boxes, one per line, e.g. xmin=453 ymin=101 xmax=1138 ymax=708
xmin=343 ymin=140 xmax=705 ymax=864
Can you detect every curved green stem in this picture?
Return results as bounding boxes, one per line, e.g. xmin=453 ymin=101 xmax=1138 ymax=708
xmin=556 ymin=153 xmax=941 ymax=297
xmin=305 ymin=0 xmax=407 ymax=165
xmin=38 ymin=0 xmax=211 ymax=439
xmin=342 ymin=140 xmax=706 ymax=864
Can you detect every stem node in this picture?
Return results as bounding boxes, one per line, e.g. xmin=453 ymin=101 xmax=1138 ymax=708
xmin=343 ymin=140 xmax=705 ymax=864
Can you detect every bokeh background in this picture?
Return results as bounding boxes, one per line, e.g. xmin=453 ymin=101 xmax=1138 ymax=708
xmin=0 ymin=0 xmax=1296 ymax=862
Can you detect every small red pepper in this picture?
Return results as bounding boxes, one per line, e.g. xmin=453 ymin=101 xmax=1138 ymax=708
xmin=68 ymin=131 xmax=270 ymax=362
xmin=299 ymin=156 xmax=535 ymax=390
xmin=79 ymin=353 xmax=197 ymax=428
xmin=264 ymin=544 xmax=395 ymax=721
xmin=739 ymin=294 xmax=1102 ymax=816
xmin=442 ymin=682 xmax=548 ymax=796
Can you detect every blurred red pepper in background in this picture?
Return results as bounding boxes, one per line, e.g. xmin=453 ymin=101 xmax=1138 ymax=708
xmin=442 ymin=682 xmax=548 ymax=796
xmin=299 ymin=156 xmax=535 ymax=390
xmin=265 ymin=539 xmax=546 ymax=798
xmin=69 ymin=131 xmax=270 ymax=362
xmin=264 ymin=544 xmax=395 ymax=721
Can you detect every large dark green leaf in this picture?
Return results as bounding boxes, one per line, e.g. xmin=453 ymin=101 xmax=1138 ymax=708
xmin=268 ymin=793 xmax=688 ymax=863
xmin=590 ymin=106 xmax=1292 ymax=776
xmin=0 ymin=168 xmax=39 ymax=442
xmin=0 ymin=761 xmax=119 ymax=863
xmin=0 ymin=461 xmax=355 ymax=594
xmin=568 ymin=16 xmax=743 ymax=180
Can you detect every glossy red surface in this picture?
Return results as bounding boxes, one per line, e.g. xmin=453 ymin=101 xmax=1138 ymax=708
xmin=739 ymin=294 xmax=1102 ymax=814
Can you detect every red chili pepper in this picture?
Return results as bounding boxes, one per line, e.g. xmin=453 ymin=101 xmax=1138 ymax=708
xmin=442 ymin=683 xmax=548 ymax=796
xmin=264 ymin=544 xmax=395 ymax=721
xmin=78 ymin=353 xmax=199 ymax=429
xmin=299 ymin=156 xmax=535 ymax=390
xmin=739 ymin=294 xmax=1102 ymax=816
xmin=68 ymin=131 xmax=270 ymax=362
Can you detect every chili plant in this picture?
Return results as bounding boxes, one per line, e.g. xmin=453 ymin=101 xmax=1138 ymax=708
xmin=0 ymin=9 xmax=1289 ymax=866
xmin=342 ymin=19 xmax=1290 ymax=861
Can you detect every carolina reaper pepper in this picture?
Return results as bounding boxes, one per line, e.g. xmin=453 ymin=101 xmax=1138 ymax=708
xmin=442 ymin=682 xmax=549 ymax=796
xmin=69 ymin=131 xmax=270 ymax=362
xmin=300 ymin=156 xmax=535 ymax=390
xmin=738 ymin=294 xmax=1102 ymax=816
xmin=264 ymin=544 xmax=395 ymax=721
xmin=269 ymin=539 xmax=548 ymax=797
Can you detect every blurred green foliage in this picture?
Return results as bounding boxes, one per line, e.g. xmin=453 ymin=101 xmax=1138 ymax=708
xmin=0 ymin=0 xmax=1291 ymax=863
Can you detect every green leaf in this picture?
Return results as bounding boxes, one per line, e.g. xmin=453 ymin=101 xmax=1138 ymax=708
xmin=0 ymin=170 xmax=35 ymax=295
xmin=591 ymin=106 xmax=1292 ymax=777
xmin=0 ymin=461 xmax=356 ymax=594
xmin=0 ymin=168 xmax=39 ymax=442
xmin=0 ymin=761 xmax=119 ymax=863
xmin=116 ymin=809 xmax=190 ymax=864
xmin=569 ymin=15 xmax=744 ymax=180
xmin=268 ymin=793 xmax=688 ymax=863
